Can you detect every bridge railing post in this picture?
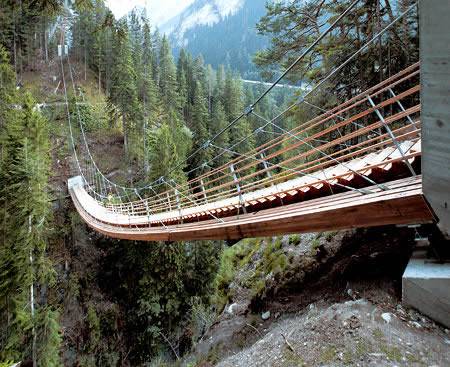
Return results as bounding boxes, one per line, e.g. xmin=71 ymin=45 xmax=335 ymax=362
xmin=229 ymin=163 xmax=247 ymax=214
xmin=260 ymin=152 xmax=273 ymax=184
xmin=175 ymin=188 xmax=183 ymax=223
xmin=166 ymin=192 xmax=172 ymax=211
xmin=200 ymin=178 xmax=208 ymax=203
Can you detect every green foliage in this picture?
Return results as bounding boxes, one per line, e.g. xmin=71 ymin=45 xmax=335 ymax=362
xmin=148 ymin=122 xmax=192 ymax=186
xmin=310 ymin=238 xmax=321 ymax=256
xmin=223 ymin=71 xmax=255 ymax=156
xmin=325 ymin=231 xmax=339 ymax=242
xmin=288 ymin=234 xmax=301 ymax=246
xmin=86 ymin=305 xmax=100 ymax=352
xmin=189 ymin=81 xmax=211 ymax=171
xmin=95 ymin=239 xmax=222 ymax=363
xmin=0 ymin=0 xmax=63 ymax=80
xmin=189 ymin=296 xmax=216 ymax=342
xmin=108 ymin=20 xmax=142 ymax=157
xmin=69 ymin=92 xmax=108 ymax=133
xmin=131 ymin=242 xmax=187 ymax=358
xmin=259 ymin=238 xmax=288 ymax=279
xmin=212 ymin=239 xmax=264 ymax=311
xmin=159 ymin=36 xmax=180 ymax=113
xmin=256 ymin=0 xmax=419 ymax=92
xmin=0 ymin=47 xmax=60 ymax=365
xmin=184 ymin=241 xmax=221 ymax=304
xmin=36 ymin=309 xmax=62 ymax=367
xmin=0 ymin=362 xmax=17 ymax=367
xmin=212 ymin=236 xmax=297 ymax=307
xmin=214 ymin=242 xmax=244 ymax=311
xmin=209 ymin=100 xmax=229 ymax=169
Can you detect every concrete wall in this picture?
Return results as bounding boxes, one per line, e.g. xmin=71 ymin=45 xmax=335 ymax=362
xmin=421 ymin=1 xmax=450 ymax=237
xmin=403 ymin=251 xmax=450 ymax=328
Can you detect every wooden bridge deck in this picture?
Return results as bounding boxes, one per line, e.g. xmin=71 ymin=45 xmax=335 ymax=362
xmin=70 ymin=175 xmax=433 ymax=241
xmin=68 ymin=64 xmax=434 ymax=241
xmin=73 ymin=140 xmax=421 ymax=225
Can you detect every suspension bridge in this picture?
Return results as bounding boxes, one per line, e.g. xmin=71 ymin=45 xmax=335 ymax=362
xmin=65 ymin=1 xmax=448 ymax=243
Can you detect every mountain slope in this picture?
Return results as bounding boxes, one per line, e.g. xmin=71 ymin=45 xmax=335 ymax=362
xmin=162 ymin=0 xmax=269 ymax=79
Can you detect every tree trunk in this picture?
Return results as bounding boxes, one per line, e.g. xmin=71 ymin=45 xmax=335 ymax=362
xmin=84 ymin=43 xmax=87 ymax=81
xmin=18 ymin=0 xmax=23 ymax=80
xmin=123 ymin=112 xmax=128 ymax=157
xmin=44 ymin=17 xmax=48 ymax=62
xmin=98 ymin=48 xmax=101 ymax=94
xmin=23 ymin=141 xmax=36 ymax=367
xmin=144 ymin=120 xmax=149 ymax=173
xmin=13 ymin=8 xmax=17 ymax=79
xmin=377 ymin=0 xmax=383 ymax=82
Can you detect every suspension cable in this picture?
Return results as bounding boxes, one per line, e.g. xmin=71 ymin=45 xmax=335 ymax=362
xmin=134 ymin=0 xmax=363 ymax=189
xmin=149 ymin=1 xmax=418 ymax=191
xmin=66 ymin=1 xmax=418 ymax=216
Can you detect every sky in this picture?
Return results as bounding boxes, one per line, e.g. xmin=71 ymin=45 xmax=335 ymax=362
xmin=105 ymin=0 xmax=195 ymax=26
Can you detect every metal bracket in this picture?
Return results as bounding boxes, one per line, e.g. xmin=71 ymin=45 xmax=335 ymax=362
xmin=244 ymin=104 xmax=254 ymax=116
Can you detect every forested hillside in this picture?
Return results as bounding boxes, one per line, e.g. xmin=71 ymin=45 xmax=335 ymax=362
xmin=1 ymin=1 xmax=446 ymax=367
xmin=0 ymin=0 xmax=288 ymax=365
xmin=164 ymin=0 xmax=270 ymax=80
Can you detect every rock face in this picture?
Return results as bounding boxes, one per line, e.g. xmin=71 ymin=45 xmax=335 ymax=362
xmin=381 ymin=313 xmax=392 ymax=324
xmin=227 ymin=303 xmax=238 ymax=315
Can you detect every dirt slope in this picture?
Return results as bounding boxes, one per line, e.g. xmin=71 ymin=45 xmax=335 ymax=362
xmin=190 ymin=227 xmax=450 ymax=366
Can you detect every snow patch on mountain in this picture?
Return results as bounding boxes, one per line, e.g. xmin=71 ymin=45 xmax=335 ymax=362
xmin=181 ymin=4 xmax=220 ymax=32
xmin=215 ymin=0 xmax=244 ymax=17
xmin=162 ymin=0 xmax=245 ymax=43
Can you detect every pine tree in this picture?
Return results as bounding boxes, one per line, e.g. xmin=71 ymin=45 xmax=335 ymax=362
xmin=128 ymin=9 xmax=143 ymax=70
xmin=215 ymin=64 xmax=226 ymax=102
xmin=188 ymin=81 xmax=211 ymax=177
xmin=109 ymin=20 xmax=141 ymax=158
xmin=140 ymin=19 xmax=160 ymax=173
xmin=176 ymin=49 xmax=189 ymax=120
xmin=209 ymin=99 xmax=229 ymax=170
xmin=151 ymin=28 xmax=161 ymax=84
xmin=223 ymin=70 xmax=254 ymax=155
xmin=255 ymin=0 xmax=418 ymax=98
xmin=0 ymin=49 xmax=60 ymax=364
xmin=184 ymin=241 xmax=221 ymax=304
xmin=148 ymin=122 xmax=192 ymax=188
xmin=252 ymin=84 xmax=275 ymax=148
xmin=158 ymin=36 xmax=180 ymax=114
xmin=136 ymin=242 xmax=186 ymax=356
xmin=0 ymin=0 xmax=65 ymax=79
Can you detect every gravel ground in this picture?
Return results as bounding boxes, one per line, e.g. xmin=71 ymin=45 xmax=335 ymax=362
xmin=217 ymin=298 xmax=450 ymax=367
